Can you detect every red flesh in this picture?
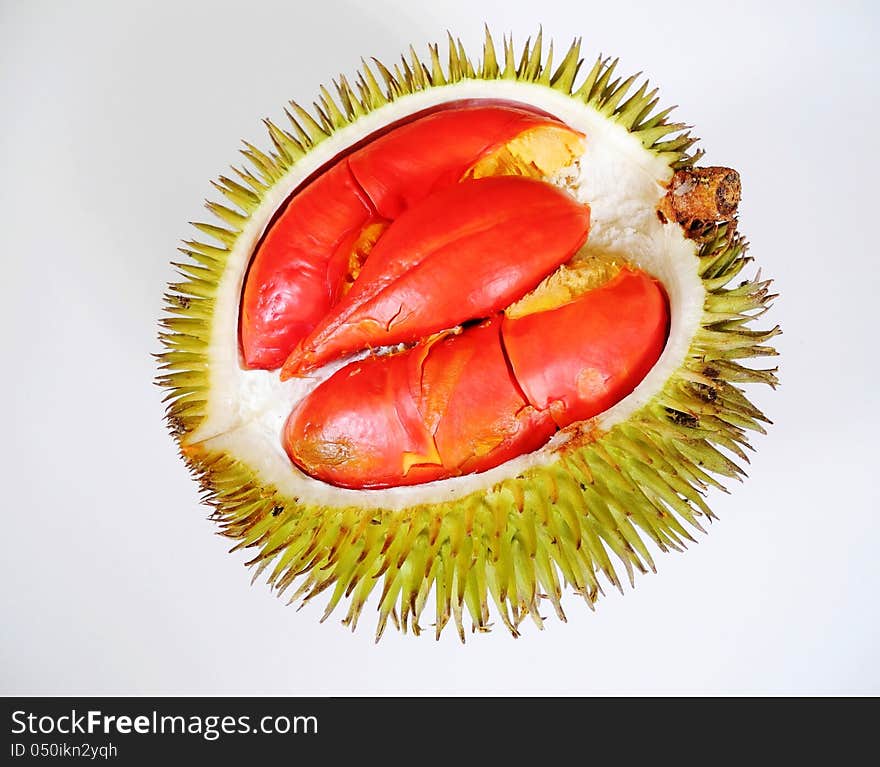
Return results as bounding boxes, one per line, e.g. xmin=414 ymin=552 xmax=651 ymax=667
xmin=421 ymin=322 xmax=557 ymax=479
xmin=281 ymin=176 xmax=590 ymax=379
xmin=241 ymin=163 xmax=373 ymax=369
xmin=503 ymin=267 xmax=669 ymax=426
xmin=284 ymin=268 xmax=669 ymax=489
xmin=348 ymin=105 xmax=564 ymax=219
xmin=283 ymin=341 xmax=438 ymax=489
xmin=285 ymin=320 xmax=556 ymax=488
xmin=239 ymin=104 xmax=580 ymax=370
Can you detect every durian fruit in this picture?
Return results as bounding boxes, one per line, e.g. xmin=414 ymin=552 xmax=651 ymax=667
xmin=158 ymin=30 xmax=779 ymax=640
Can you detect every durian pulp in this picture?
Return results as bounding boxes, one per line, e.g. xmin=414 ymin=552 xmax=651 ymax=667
xmin=186 ymin=80 xmax=703 ymax=511
xmin=466 ymin=123 xmax=585 ymax=181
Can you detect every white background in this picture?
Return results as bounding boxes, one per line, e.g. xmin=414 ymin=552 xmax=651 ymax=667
xmin=2 ymin=0 xmax=877 ymax=695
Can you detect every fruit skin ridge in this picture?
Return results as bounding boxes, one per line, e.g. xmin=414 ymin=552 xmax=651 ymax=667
xmin=157 ymin=30 xmax=779 ymax=640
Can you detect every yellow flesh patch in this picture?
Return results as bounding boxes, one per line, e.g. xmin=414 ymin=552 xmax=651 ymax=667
xmin=505 ymin=252 xmax=625 ymax=319
xmin=342 ymin=220 xmax=389 ymax=294
xmin=466 ymin=124 xmax=586 ymax=180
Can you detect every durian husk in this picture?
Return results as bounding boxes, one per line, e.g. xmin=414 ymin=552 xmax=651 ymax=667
xmin=157 ymin=30 xmax=779 ymax=641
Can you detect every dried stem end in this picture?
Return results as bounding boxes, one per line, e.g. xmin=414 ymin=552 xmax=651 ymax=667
xmin=658 ymin=166 xmax=741 ymax=238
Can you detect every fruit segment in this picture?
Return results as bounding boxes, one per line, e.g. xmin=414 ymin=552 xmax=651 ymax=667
xmin=283 ymin=339 xmax=439 ymax=489
xmin=281 ymin=176 xmax=590 ymax=378
xmin=503 ymin=267 xmax=669 ymax=426
xmin=421 ymin=321 xmax=557 ymax=478
xmin=284 ymin=267 xmax=669 ymax=489
xmin=285 ymin=320 xmax=555 ymax=488
xmin=348 ymin=104 xmax=572 ymax=219
xmin=240 ymin=163 xmax=374 ymax=369
xmin=239 ymin=104 xmax=584 ymax=371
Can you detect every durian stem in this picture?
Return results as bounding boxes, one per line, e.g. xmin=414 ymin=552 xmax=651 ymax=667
xmin=659 ymin=167 xmax=741 ymax=232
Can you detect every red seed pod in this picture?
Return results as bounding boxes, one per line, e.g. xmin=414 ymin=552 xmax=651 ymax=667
xmin=284 ymin=267 xmax=668 ymax=489
xmin=348 ymin=104 xmax=564 ymax=219
xmin=240 ymin=163 xmax=373 ymax=370
xmin=503 ymin=267 xmax=669 ymax=426
xmin=281 ymin=176 xmax=590 ymax=378
xmin=420 ymin=321 xmax=557 ymax=479
xmin=284 ymin=320 xmax=555 ymax=488
xmin=283 ymin=339 xmax=437 ymax=489
xmin=239 ymin=104 xmax=581 ymax=371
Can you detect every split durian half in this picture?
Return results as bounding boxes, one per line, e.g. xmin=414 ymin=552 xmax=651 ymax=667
xmin=157 ymin=31 xmax=779 ymax=640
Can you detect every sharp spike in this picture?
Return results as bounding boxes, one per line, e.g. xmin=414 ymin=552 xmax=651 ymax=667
xmin=288 ymin=100 xmax=330 ymax=143
xmin=481 ymin=25 xmax=499 ymax=79
xmin=550 ymin=37 xmax=582 ymax=93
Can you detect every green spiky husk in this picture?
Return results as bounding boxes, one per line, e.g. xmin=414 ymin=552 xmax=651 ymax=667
xmin=157 ymin=31 xmax=778 ymax=640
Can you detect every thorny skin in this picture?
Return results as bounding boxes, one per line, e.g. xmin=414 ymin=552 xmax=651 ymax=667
xmin=157 ymin=36 xmax=780 ymax=642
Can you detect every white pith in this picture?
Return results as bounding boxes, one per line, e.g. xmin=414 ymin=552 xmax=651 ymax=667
xmin=186 ymin=79 xmax=703 ymax=511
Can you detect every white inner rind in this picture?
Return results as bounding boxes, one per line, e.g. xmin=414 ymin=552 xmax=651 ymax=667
xmin=188 ymin=80 xmax=703 ymax=510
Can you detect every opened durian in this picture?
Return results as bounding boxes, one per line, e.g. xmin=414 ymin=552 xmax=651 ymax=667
xmin=158 ymin=31 xmax=779 ymax=640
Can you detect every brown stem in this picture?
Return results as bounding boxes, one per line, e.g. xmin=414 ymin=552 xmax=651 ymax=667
xmin=658 ymin=166 xmax=741 ymax=235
